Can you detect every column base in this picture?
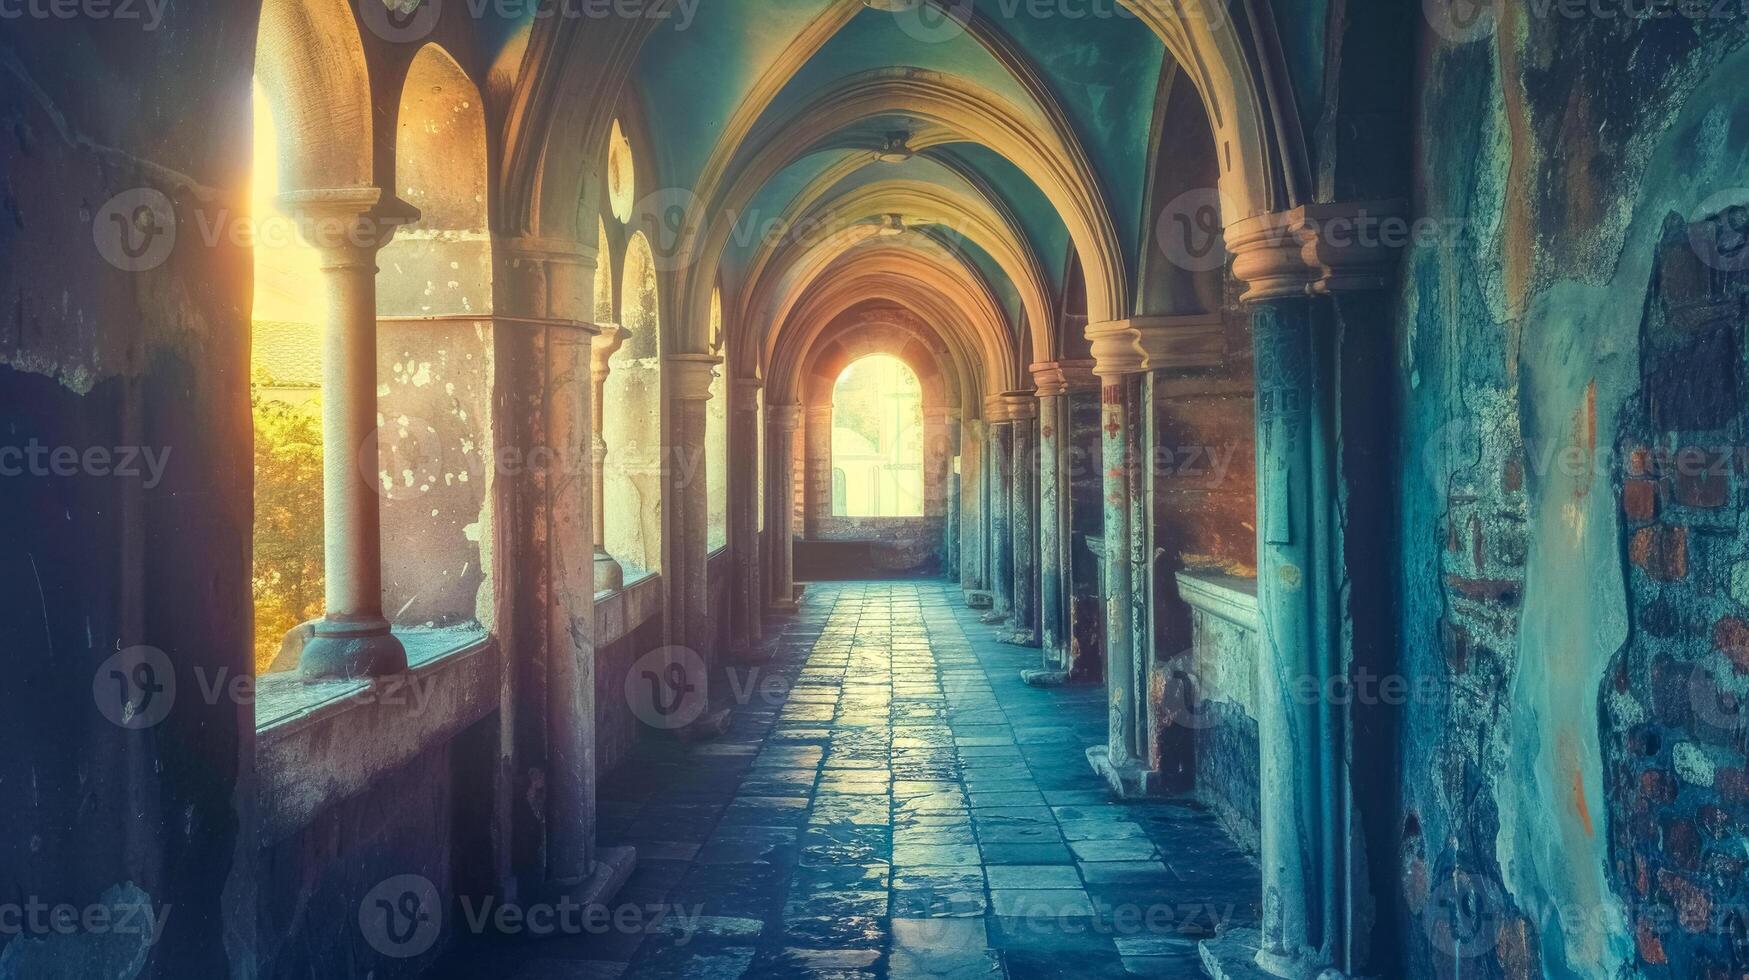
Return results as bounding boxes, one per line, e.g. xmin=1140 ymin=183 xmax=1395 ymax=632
xmin=979 ymin=609 xmax=1011 ymax=624
xmin=1001 ymin=629 xmax=1039 ymax=648
xmin=537 ymin=845 xmax=638 ymax=914
xmin=1199 ymin=928 xmax=1350 ymax=980
xmin=1019 ymin=666 xmax=1071 ymax=687
xmin=298 ymin=618 xmax=407 ymax=681
xmin=963 ymin=590 xmax=994 ymax=609
xmin=595 ymin=552 xmax=625 ymax=593
xmin=1085 ymin=745 xmax=1158 ymax=800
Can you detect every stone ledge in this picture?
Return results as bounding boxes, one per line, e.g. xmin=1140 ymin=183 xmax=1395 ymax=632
xmin=257 ymin=631 xmax=500 ymax=844
xmin=1199 ymin=929 xmax=1279 ymax=980
xmin=1175 ymin=571 xmax=1259 ymax=631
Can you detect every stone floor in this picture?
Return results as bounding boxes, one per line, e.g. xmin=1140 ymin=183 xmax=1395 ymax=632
xmin=439 ymin=581 xmax=1259 ymax=979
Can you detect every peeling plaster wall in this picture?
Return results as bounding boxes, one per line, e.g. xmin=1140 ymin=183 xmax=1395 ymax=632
xmin=1399 ymin=17 xmax=1749 ymax=979
xmin=0 ymin=7 xmax=257 ymax=976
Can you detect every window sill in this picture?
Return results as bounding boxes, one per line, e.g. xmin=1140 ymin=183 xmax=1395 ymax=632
xmin=594 ymin=571 xmax=663 ymax=648
xmin=255 ymin=625 xmax=499 ymax=845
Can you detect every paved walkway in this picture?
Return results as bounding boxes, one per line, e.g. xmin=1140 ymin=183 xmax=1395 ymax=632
xmin=443 ymin=581 xmax=1258 ymax=979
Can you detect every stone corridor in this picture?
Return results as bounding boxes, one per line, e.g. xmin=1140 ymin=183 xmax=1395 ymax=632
xmin=438 ymin=582 xmax=1258 ymax=979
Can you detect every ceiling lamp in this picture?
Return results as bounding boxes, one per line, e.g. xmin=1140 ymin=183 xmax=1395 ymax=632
xmin=877 ymin=214 xmax=906 ymax=236
xmin=875 ymin=133 xmax=914 ymax=163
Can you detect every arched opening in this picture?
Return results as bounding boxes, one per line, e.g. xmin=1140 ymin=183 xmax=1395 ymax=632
xmin=374 ymin=44 xmax=495 ymax=633
xmin=707 ymin=288 xmax=728 ymax=551
xmin=830 ymin=354 xmax=924 ymax=518
xmin=602 ymin=230 xmax=663 ymax=576
xmin=249 ymin=77 xmax=326 ymax=674
xmin=606 ymin=119 xmax=636 ymax=225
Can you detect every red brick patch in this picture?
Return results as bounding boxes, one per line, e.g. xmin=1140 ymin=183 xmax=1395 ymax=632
xmin=1714 ymin=617 xmax=1749 ymax=675
xmin=1675 ymin=460 xmax=1730 ymax=508
xmin=1636 ymin=919 xmax=1668 ymax=964
xmin=1657 ymin=870 xmax=1712 ymax=933
xmin=1622 ymin=479 xmax=1657 ymax=523
xmin=1629 ymin=525 xmax=1688 ymax=581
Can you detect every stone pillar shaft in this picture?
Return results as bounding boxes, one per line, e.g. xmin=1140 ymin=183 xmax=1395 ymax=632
xmin=591 ymin=327 xmax=628 ymax=592
xmin=286 ymin=189 xmax=416 ymax=681
xmin=668 ymin=354 xmax=718 ymax=661
xmin=958 ymin=419 xmax=986 ymax=599
xmin=728 ymin=379 xmax=764 ymax=656
xmin=767 ymin=405 xmax=802 ymax=610
xmin=1006 ymin=392 xmax=1039 ymax=646
xmin=983 ymin=412 xmax=1015 ymax=623
xmin=803 ymin=405 xmax=833 ymax=533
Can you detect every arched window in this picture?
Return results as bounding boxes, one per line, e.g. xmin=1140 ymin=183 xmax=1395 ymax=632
xmin=374 ymin=45 xmax=494 ymax=631
xmin=602 ymin=231 xmax=663 ymax=575
xmin=831 ymin=355 xmax=924 ymax=518
xmin=707 ymin=288 xmax=728 ymax=551
xmin=250 ymin=77 xmax=326 ymax=674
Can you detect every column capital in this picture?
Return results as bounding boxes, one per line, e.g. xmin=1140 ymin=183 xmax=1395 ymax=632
xmin=731 ymin=376 xmax=763 ymax=411
xmin=1133 ymin=313 xmax=1225 ymax=370
xmin=590 ymin=324 xmax=629 ymax=380
xmin=1001 ymin=390 xmax=1038 ymax=420
xmin=278 ymin=187 xmax=420 ymax=260
xmin=1084 ymin=320 xmax=1148 ymax=379
xmin=1225 ymin=200 xmax=1405 ymax=303
xmin=667 ymin=353 xmax=721 ymax=401
xmin=1029 ymin=360 xmax=1098 ymax=396
xmin=768 ymin=403 xmax=803 ymax=430
xmin=496 ymin=234 xmax=598 ymax=269
xmin=983 ymin=395 xmax=1011 ymax=423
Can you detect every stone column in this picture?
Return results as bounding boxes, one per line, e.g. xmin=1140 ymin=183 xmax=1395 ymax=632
xmin=590 ymin=325 xmax=628 ymax=592
xmin=1022 ymin=361 xmax=1085 ymax=684
xmin=282 ymin=188 xmax=417 ymax=681
xmin=1082 ymin=320 xmax=1155 ymax=798
xmin=958 ymin=417 xmax=988 ymax=604
xmin=1004 ymin=390 xmax=1040 ymax=646
xmin=728 ymin=377 xmax=765 ymax=658
xmin=940 ymin=409 xmax=962 ymax=577
xmin=1197 ymin=204 xmax=1403 ymax=980
xmin=767 ymin=404 xmax=802 ymax=611
xmin=491 ymin=232 xmax=631 ymax=904
xmin=667 ymin=353 xmax=719 ymax=663
xmin=803 ymin=405 xmax=834 ymax=535
xmin=980 ymin=397 xmax=1014 ymax=624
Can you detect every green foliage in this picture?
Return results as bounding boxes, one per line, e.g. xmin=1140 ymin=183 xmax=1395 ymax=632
xmin=252 ymin=389 xmax=324 ymax=673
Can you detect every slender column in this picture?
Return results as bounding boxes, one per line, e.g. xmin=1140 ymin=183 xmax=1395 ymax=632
xmin=667 ymin=354 xmax=719 ymax=663
xmin=1004 ymin=391 xmax=1040 ymax=646
xmin=728 ymin=377 xmax=765 ymax=657
xmin=283 ymin=188 xmax=416 ymax=680
xmin=1082 ymin=320 xmax=1154 ymax=797
xmin=940 ymin=409 xmax=962 ymax=576
xmin=767 ymin=404 xmax=802 ymax=610
xmin=803 ymin=405 xmax=834 ymax=534
xmin=1022 ymin=361 xmax=1091 ymax=684
xmin=590 ymin=326 xmax=628 ymax=591
xmin=1197 ymin=203 xmax=1403 ymax=979
xmin=958 ymin=418 xmax=987 ymax=603
xmin=980 ymin=398 xmax=1014 ymax=624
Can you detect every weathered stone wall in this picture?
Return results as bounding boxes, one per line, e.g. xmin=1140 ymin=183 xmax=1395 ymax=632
xmin=593 ymin=577 xmax=668 ymax=776
xmin=378 ymin=318 xmax=496 ymax=630
xmin=1399 ymin=15 xmax=1749 ymax=979
xmin=796 ymin=516 xmax=947 ymax=578
xmin=1175 ymin=573 xmax=1262 ymax=854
